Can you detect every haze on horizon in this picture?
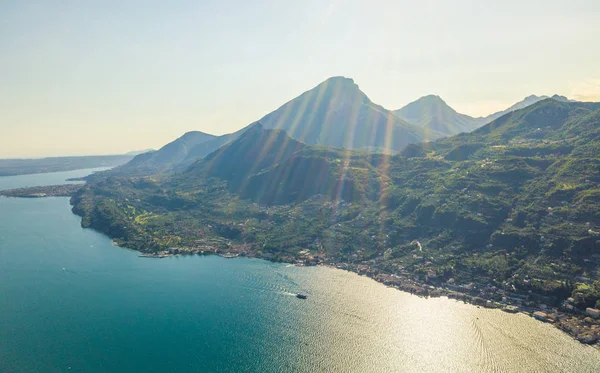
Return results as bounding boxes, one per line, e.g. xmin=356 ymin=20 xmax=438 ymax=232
xmin=1 ymin=0 xmax=599 ymax=158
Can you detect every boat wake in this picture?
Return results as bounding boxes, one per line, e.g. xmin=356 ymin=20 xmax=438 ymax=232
xmin=279 ymin=291 xmax=298 ymax=297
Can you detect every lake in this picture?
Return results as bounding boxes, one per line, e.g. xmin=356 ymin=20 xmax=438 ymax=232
xmin=1 ymin=170 xmax=599 ymax=372
xmin=0 ymin=167 xmax=109 ymax=191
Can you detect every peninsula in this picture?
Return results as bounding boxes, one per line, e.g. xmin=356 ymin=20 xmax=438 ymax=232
xmin=0 ymin=184 xmax=83 ymax=198
xmin=0 ymin=155 xmax=139 ymax=177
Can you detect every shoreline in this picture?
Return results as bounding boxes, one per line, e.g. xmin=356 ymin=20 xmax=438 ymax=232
xmin=4 ymin=186 xmax=597 ymax=350
xmin=126 ymin=243 xmax=600 ymax=348
xmin=0 ymin=184 xmax=82 ymax=198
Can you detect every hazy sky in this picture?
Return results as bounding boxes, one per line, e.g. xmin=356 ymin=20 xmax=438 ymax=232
xmin=1 ymin=0 xmax=599 ymax=157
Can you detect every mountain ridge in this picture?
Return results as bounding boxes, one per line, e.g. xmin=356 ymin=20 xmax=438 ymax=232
xmin=113 ymin=76 xmax=442 ymax=175
xmin=394 ymin=94 xmax=577 ymax=136
xmin=256 ymin=76 xmax=439 ymax=151
xmin=113 ymin=130 xmax=218 ymax=175
xmin=178 ymin=122 xmax=383 ymax=205
xmin=393 ymin=95 xmax=482 ymax=135
xmin=110 ymin=75 xmax=579 ymax=176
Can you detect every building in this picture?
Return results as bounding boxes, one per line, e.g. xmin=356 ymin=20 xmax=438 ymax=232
xmin=533 ymin=311 xmax=548 ymax=322
xmin=586 ymin=308 xmax=600 ymax=318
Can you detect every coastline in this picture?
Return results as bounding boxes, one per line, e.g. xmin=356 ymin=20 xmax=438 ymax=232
xmin=119 ymin=241 xmax=600 ymax=348
xmin=3 ymin=187 xmax=597 ymax=349
xmin=0 ymin=184 xmax=82 ymax=198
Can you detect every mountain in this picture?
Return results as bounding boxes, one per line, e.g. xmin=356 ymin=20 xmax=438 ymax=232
xmin=440 ymin=99 xmax=599 ymax=151
xmin=113 ymin=131 xmax=218 ymax=174
xmin=73 ymin=98 xmax=600 ymax=311
xmin=177 ymin=128 xmax=248 ymax=167
xmin=185 ymin=124 xmax=306 ymax=193
xmin=550 ymin=94 xmax=576 ymax=103
xmin=484 ymin=95 xmax=575 ymax=123
xmin=402 ymin=98 xmax=600 ymax=159
xmin=394 ymin=94 xmax=577 ymax=136
xmin=393 ymin=95 xmax=482 ymax=135
xmin=179 ymin=123 xmax=385 ymax=205
xmin=483 ymin=95 xmax=549 ymax=123
xmin=113 ymin=83 xmax=579 ymax=178
xmin=112 ymin=77 xmax=441 ymax=175
xmin=101 ymin=77 xmax=582 ymax=189
xmin=125 ymin=149 xmax=155 ymax=156
xmin=256 ymin=76 xmax=440 ymax=151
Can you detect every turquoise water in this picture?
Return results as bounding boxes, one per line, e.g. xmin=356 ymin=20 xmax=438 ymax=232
xmin=1 ymin=172 xmax=600 ymax=372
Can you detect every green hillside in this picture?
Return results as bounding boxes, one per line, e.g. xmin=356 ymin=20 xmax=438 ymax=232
xmin=72 ymin=99 xmax=600 ymax=308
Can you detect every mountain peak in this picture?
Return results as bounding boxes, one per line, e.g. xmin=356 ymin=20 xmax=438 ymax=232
xmin=180 ymin=130 xmax=214 ymax=139
xmin=484 ymin=95 xmax=549 ymax=123
xmin=419 ymin=95 xmax=451 ymax=108
xmin=398 ymin=94 xmax=450 ymax=110
xmin=393 ymin=95 xmax=481 ymax=135
xmin=321 ymin=76 xmax=356 ymax=85
xmin=550 ymin=94 xmax=573 ymax=102
xmin=315 ymin=76 xmax=361 ymax=95
xmin=422 ymin=94 xmax=443 ymax=101
xmin=524 ymin=94 xmax=543 ymax=100
xmin=255 ymin=76 xmax=430 ymax=151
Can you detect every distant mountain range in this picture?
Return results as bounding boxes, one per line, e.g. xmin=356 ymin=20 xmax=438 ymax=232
xmin=393 ymin=94 xmax=576 ymax=136
xmin=113 ymin=76 xmax=576 ymax=175
xmin=483 ymin=94 xmax=574 ymax=123
xmin=393 ymin=95 xmax=483 ymax=136
xmin=115 ymin=76 xmax=439 ymax=174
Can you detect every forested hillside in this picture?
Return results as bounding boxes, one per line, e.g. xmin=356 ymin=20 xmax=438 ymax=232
xmin=72 ymin=99 xmax=600 ymax=308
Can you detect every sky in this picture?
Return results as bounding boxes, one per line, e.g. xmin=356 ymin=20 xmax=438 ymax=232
xmin=1 ymin=0 xmax=599 ymax=158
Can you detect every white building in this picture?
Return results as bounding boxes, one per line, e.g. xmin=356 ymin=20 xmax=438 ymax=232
xmin=586 ymin=308 xmax=600 ymax=318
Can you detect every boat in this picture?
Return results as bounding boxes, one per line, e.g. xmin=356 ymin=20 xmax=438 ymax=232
xmin=296 ymin=293 xmax=308 ymax=299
